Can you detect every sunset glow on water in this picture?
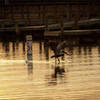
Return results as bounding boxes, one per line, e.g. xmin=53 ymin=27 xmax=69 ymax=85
xmin=0 ymin=41 xmax=100 ymax=100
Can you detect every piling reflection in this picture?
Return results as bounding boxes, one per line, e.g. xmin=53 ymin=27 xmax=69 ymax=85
xmin=16 ymin=40 xmax=19 ymax=50
xmin=78 ymin=46 xmax=82 ymax=55
xmin=1 ymin=40 xmax=26 ymax=58
xmin=12 ymin=41 xmax=15 ymax=56
xmin=26 ymin=52 xmax=33 ymax=79
xmin=2 ymin=41 xmax=10 ymax=57
xmin=39 ymin=40 xmax=42 ymax=54
xmin=22 ymin=41 xmax=25 ymax=54
xmin=44 ymin=39 xmax=49 ymax=60
xmin=98 ymin=46 xmax=100 ymax=56
xmin=87 ymin=46 xmax=93 ymax=65
xmin=27 ymin=61 xmax=33 ymax=80
xmin=87 ymin=46 xmax=92 ymax=55
xmin=97 ymin=46 xmax=100 ymax=63
xmin=83 ymin=46 xmax=88 ymax=55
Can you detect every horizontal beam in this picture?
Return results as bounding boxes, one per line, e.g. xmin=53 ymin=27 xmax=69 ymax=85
xmin=1 ymin=1 xmax=100 ymax=7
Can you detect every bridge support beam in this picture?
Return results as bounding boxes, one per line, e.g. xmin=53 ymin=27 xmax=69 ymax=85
xmin=73 ymin=6 xmax=80 ymax=30
xmin=1 ymin=23 xmax=5 ymax=28
xmin=60 ymin=16 xmax=64 ymax=40
xmin=15 ymin=23 xmax=20 ymax=35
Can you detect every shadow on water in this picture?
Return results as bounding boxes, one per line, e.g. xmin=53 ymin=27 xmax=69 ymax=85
xmin=46 ymin=59 xmax=68 ymax=86
xmin=1 ymin=35 xmax=100 ymax=82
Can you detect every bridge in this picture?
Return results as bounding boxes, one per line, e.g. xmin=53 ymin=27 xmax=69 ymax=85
xmin=0 ymin=0 xmax=100 ymax=36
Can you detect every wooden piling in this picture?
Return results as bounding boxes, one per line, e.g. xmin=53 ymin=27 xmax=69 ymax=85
xmin=26 ymin=35 xmax=33 ymax=60
xmin=15 ymin=23 xmax=20 ymax=35
xmin=60 ymin=15 xmax=64 ymax=40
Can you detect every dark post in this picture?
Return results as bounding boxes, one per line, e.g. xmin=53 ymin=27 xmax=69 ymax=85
xmin=5 ymin=0 xmax=9 ymax=5
xmin=15 ymin=23 xmax=20 ymax=35
xmin=21 ymin=6 xmax=25 ymax=24
xmin=60 ymin=15 xmax=64 ymax=41
xmin=26 ymin=35 xmax=33 ymax=61
xmin=74 ymin=6 xmax=79 ymax=30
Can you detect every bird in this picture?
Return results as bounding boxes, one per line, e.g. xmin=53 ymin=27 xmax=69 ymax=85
xmin=51 ymin=41 xmax=69 ymax=64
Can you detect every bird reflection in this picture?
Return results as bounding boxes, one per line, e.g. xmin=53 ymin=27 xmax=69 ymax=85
xmin=47 ymin=64 xmax=66 ymax=86
xmin=52 ymin=65 xmax=65 ymax=78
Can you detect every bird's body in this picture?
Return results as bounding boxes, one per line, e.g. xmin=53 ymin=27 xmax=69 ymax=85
xmin=56 ymin=41 xmax=66 ymax=50
xmin=51 ymin=52 xmax=64 ymax=58
xmin=51 ymin=41 xmax=68 ymax=64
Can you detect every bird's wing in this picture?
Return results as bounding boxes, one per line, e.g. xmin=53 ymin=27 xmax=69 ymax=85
xmin=63 ymin=51 xmax=70 ymax=55
xmin=56 ymin=41 xmax=67 ymax=50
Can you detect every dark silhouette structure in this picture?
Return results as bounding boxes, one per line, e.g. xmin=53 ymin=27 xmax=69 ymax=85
xmin=0 ymin=0 xmax=100 ymax=28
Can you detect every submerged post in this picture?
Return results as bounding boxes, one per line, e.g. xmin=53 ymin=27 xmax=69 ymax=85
xmin=26 ymin=35 xmax=32 ymax=60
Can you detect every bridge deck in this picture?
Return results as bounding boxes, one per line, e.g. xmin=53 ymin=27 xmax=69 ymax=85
xmin=0 ymin=18 xmax=100 ymax=31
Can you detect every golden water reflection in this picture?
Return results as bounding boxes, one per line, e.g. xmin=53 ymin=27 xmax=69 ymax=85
xmin=0 ymin=41 xmax=100 ymax=100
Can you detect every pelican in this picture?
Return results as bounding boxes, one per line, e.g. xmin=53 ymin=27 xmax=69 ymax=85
xmin=51 ymin=41 xmax=69 ymax=64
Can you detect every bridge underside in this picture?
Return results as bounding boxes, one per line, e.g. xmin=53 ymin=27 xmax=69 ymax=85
xmin=0 ymin=0 xmax=100 ymax=41
xmin=0 ymin=1 xmax=100 ymax=27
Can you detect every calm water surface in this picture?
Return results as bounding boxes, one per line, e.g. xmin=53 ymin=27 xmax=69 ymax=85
xmin=0 ymin=41 xmax=100 ymax=100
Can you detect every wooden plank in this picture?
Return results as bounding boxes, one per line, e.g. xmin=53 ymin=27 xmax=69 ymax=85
xmin=44 ymin=31 xmax=60 ymax=36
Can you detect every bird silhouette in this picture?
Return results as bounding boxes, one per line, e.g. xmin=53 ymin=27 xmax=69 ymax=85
xmin=51 ymin=41 xmax=69 ymax=64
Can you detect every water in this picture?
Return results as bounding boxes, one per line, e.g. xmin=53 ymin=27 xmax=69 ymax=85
xmin=0 ymin=40 xmax=100 ymax=100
